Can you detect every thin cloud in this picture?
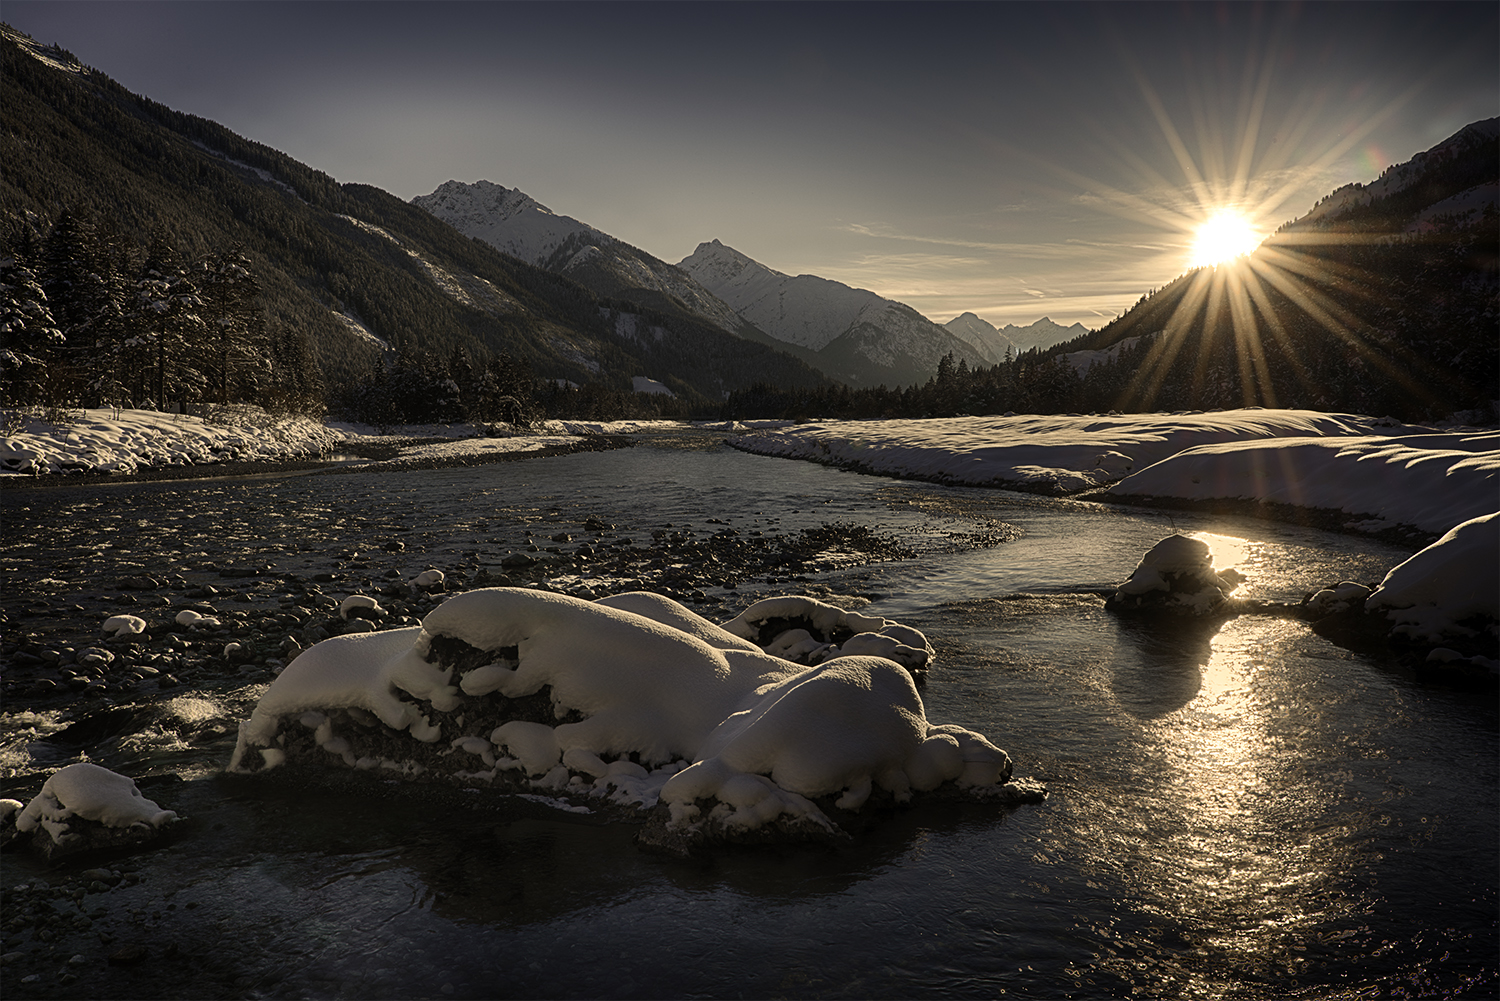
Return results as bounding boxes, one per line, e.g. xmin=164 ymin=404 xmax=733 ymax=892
xmin=842 ymin=222 xmax=1086 ymax=259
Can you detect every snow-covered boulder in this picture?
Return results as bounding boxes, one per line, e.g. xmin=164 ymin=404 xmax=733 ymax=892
xmin=1367 ymin=513 xmax=1498 ymax=638
xmin=1105 ymin=534 xmax=1246 ymax=616
xmin=174 ymin=608 xmax=220 ymax=629
xmin=721 ymin=595 xmax=935 ymax=675
xmin=5 ymin=763 xmax=179 ymax=859
xmin=411 ymin=569 xmax=446 ymax=591
xmin=228 ymin=588 xmax=1041 ymax=850
xmin=1303 ymin=581 xmax=1374 ymax=616
xmin=1296 ymin=514 xmax=1498 ymax=677
xmin=338 ymin=594 xmax=385 ymax=620
xmin=101 ymin=614 xmax=147 ymax=638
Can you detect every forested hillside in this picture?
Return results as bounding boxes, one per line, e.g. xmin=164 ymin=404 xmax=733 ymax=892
xmin=0 ymin=26 xmax=830 ymax=418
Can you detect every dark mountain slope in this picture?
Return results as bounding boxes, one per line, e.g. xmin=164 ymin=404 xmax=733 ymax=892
xmin=0 ymin=26 xmax=829 ymax=403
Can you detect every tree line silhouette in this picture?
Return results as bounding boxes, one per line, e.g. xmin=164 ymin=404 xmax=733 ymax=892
xmin=2 ymin=211 xmax=322 ymax=414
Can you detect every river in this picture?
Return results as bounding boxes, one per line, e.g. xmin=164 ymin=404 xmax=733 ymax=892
xmin=2 ymin=429 xmax=1495 ymax=999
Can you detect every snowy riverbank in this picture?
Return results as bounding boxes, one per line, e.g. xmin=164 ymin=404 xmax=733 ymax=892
xmin=0 ymin=409 xmax=665 ymax=479
xmin=725 ymin=409 xmax=1499 ymax=538
xmin=0 ymin=407 xmax=343 ymax=476
xmin=6 ymin=406 xmax=1495 ymax=542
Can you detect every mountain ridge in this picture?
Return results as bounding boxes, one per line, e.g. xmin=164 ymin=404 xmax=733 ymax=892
xmin=679 ymin=239 xmax=997 ymax=385
xmin=413 ymin=180 xmax=767 ymax=345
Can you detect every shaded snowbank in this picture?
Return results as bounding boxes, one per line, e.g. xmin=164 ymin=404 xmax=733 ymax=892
xmin=727 ymin=410 xmax=1427 ymax=494
xmin=1111 ymin=432 xmax=1499 ymax=537
xmin=1368 ymin=513 xmax=1499 ymax=645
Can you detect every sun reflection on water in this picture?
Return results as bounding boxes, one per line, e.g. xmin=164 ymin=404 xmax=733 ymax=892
xmin=1127 ymin=615 xmax=1359 ymax=988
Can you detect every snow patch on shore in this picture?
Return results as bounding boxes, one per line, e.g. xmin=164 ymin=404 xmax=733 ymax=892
xmin=1 ymin=408 xmax=342 ymax=476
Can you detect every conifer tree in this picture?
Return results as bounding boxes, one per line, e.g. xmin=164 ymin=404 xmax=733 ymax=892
xmin=133 ymin=231 xmax=207 ymax=411
xmin=0 ymin=254 xmax=65 ymax=406
xmin=197 ymin=246 xmax=267 ymax=403
xmin=76 ymin=217 xmax=136 ymax=408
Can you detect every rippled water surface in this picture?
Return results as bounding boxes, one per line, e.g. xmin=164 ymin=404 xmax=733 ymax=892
xmin=3 ymin=431 xmax=1495 ymax=999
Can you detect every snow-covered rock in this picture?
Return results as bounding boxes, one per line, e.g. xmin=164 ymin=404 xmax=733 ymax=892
xmin=7 ymin=763 xmax=178 ymax=859
xmin=101 ymin=614 xmax=147 ymax=638
xmin=1303 ymin=581 xmax=1374 ymax=617
xmin=228 ymin=588 xmax=1041 ymax=848
xmin=1105 ymin=535 xmax=1246 ymax=616
xmin=339 ymin=594 xmax=385 ymax=620
xmin=721 ymin=595 xmax=934 ymax=675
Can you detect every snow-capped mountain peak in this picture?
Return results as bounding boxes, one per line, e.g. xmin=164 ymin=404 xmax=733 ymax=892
xmin=413 ymin=180 xmax=598 ymax=270
xmin=682 ymin=239 xmax=788 ymax=285
xmin=680 ymin=240 xmax=997 ymax=383
xmin=414 ymin=181 xmax=763 ymax=340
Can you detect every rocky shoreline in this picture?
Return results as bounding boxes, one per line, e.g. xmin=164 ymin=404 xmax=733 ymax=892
xmin=0 ymin=498 xmax=941 ymax=789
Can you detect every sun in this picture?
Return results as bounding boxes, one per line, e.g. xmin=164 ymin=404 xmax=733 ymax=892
xmin=1189 ymin=211 xmax=1263 ymax=268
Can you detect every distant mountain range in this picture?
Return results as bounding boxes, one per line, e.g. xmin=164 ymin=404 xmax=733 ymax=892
xmin=413 ymin=180 xmax=764 ymax=344
xmin=674 ymin=239 xmax=1000 ymax=385
xmin=943 ymin=312 xmax=1089 ymax=357
xmin=415 ymin=184 xmax=1036 ymax=386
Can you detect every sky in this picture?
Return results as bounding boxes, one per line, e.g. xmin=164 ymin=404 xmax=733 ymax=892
xmin=5 ymin=1 xmax=1496 ymax=329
